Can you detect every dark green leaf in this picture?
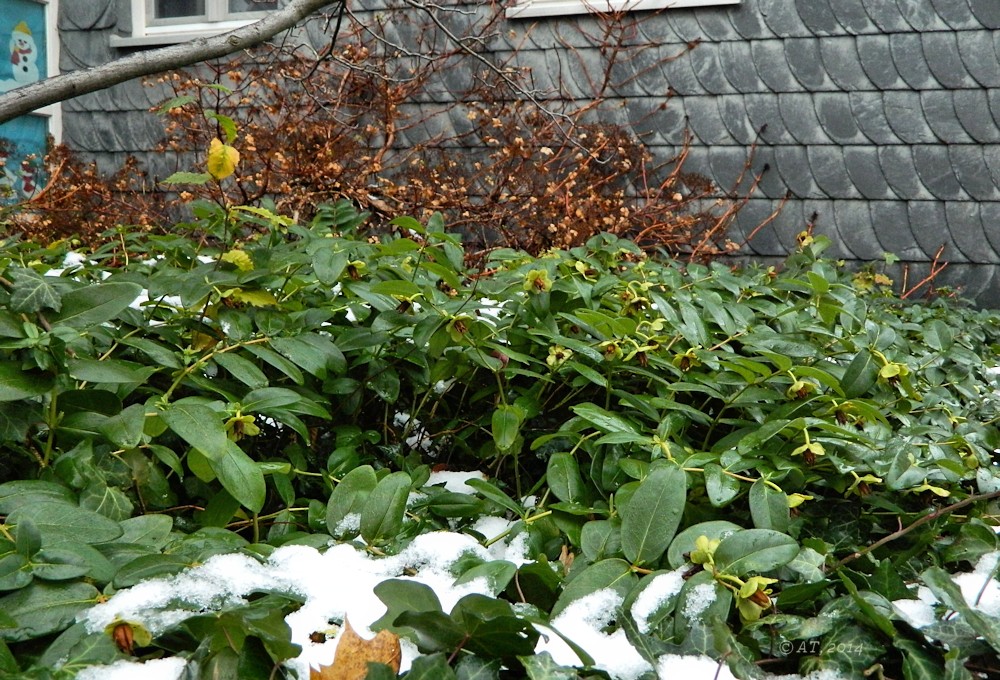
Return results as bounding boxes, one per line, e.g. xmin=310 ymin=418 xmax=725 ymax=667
xmin=546 ymin=453 xmax=587 ymax=504
xmin=67 ymin=358 xmax=157 ymax=384
xmin=360 ymin=471 xmax=411 ymax=544
xmin=0 ymin=581 xmax=99 ymax=642
xmin=551 ymin=558 xmax=635 ymax=618
xmin=0 ymin=362 xmax=53 ymax=402
xmin=840 ymin=348 xmax=879 ymax=399
xmin=492 ymin=404 xmax=523 ymax=453
xmin=327 ymin=465 xmax=377 ymax=537
xmin=749 ymin=479 xmax=789 ymax=533
xmin=159 ymin=401 xmax=229 ymax=461
xmin=405 ymin=653 xmax=458 ymax=679
xmin=667 ymin=521 xmax=742 ymax=569
xmin=7 ymin=503 xmax=122 ymax=547
xmin=113 ymin=554 xmax=191 ymax=588
xmin=211 ymin=441 xmax=267 ymax=513
xmin=621 ymin=465 xmax=686 ymax=566
xmin=713 ymin=529 xmax=799 ymax=576
xmin=29 ymin=549 xmax=90 ymax=581
xmin=49 ymin=282 xmax=142 ymax=328
xmin=14 ymin=518 xmax=41 ymax=559
xmin=519 ymin=651 xmax=579 ymax=680
xmin=570 ymin=403 xmax=639 ymax=434
xmin=703 ymin=463 xmax=741 ymax=507
xmin=213 ymin=352 xmax=269 ymax=389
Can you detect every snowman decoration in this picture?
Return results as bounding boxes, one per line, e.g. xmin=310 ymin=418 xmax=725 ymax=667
xmin=9 ymin=21 xmax=37 ymax=85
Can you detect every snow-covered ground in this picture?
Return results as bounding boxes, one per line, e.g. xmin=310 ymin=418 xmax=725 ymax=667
xmin=73 ymin=467 xmax=1000 ymax=680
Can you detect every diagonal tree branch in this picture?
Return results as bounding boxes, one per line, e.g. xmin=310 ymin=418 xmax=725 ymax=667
xmin=0 ymin=0 xmax=337 ymax=126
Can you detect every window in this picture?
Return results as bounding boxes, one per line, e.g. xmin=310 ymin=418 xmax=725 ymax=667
xmin=507 ymin=0 xmax=739 ymax=20
xmin=112 ymin=0 xmax=277 ymax=47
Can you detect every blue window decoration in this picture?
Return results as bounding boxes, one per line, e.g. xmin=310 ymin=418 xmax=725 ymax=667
xmin=0 ymin=0 xmax=47 ymax=203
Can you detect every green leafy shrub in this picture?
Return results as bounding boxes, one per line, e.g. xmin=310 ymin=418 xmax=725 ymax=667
xmin=0 ymin=204 xmax=997 ymax=677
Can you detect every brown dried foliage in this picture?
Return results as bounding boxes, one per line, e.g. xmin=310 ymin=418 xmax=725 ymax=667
xmin=9 ymin=2 xmax=763 ymax=258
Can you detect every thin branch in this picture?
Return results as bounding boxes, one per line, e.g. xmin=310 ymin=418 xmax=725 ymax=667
xmin=832 ymin=489 xmax=1000 ymax=570
xmin=0 ymin=0 xmax=336 ymax=125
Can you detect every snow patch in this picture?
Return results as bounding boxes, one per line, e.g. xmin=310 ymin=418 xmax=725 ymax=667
xmin=538 ymin=588 xmax=652 ymax=680
xmin=630 ymin=568 xmax=686 ymax=634
xmin=76 ymin=657 xmax=188 ymax=680
xmin=427 ymin=470 xmax=486 ymax=494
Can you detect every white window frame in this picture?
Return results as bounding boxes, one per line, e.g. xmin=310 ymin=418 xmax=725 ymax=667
xmin=111 ymin=0 xmax=274 ymax=48
xmin=507 ymin=0 xmax=739 ymax=20
xmin=30 ymin=0 xmax=60 ymax=143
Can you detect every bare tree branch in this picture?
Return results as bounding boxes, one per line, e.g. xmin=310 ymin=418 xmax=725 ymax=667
xmin=0 ymin=0 xmax=337 ymax=126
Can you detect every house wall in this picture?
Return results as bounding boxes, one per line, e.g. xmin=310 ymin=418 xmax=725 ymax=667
xmin=58 ymin=0 xmax=1000 ymax=302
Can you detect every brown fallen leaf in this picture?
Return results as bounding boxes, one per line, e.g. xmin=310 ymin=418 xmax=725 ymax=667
xmin=310 ymin=617 xmax=401 ymax=680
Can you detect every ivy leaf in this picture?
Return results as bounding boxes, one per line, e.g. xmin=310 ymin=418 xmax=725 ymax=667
xmin=519 ymin=651 xmax=580 ymax=679
xmin=8 ymin=267 xmax=60 ymax=313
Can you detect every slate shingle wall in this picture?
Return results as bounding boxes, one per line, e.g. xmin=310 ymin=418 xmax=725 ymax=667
xmin=57 ymin=0 xmax=1000 ymax=302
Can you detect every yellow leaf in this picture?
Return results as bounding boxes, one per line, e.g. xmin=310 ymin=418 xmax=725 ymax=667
xmin=311 ymin=618 xmax=401 ymax=680
xmin=226 ymin=288 xmax=278 ymax=307
xmin=206 ymin=138 xmax=239 ymax=180
xmin=220 ymin=249 xmax=254 ymax=272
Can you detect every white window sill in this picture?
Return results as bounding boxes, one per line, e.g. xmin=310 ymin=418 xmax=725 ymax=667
xmin=110 ymin=19 xmax=256 ymax=48
xmin=506 ymin=0 xmax=738 ymax=19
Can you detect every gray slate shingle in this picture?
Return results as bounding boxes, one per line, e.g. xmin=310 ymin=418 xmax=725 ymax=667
xmin=869 ymin=200 xmax=924 ymax=259
xmin=922 ymin=33 xmax=976 ymax=89
xmin=956 ymin=30 xmax=1000 ymax=87
xmin=908 ymin=201 xmax=962 ymax=261
xmin=947 ymin=202 xmax=999 ymax=264
xmin=850 ymin=92 xmax=904 ymax=144
xmin=814 ymin=92 xmax=866 ymax=144
xmin=820 ymin=37 xmax=873 ymax=91
xmin=684 ymin=97 xmax=734 ymax=145
xmin=778 ymin=93 xmax=831 ymax=144
xmin=912 ymin=145 xmax=971 ymax=200
xmin=785 ymin=38 xmax=834 ymax=91
xmin=759 ymin=0 xmax=811 ymax=38
xmin=949 ymin=146 xmax=1000 ymax=201
xmin=953 ymin=90 xmax=1000 ymax=143
xmin=808 ymin=146 xmax=858 ymax=198
xmin=878 ymin=146 xmax=928 ymax=200
xmin=883 ymin=91 xmax=939 ymax=143
xmin=828 ymin=2 xmax=874 ymax=36
xmin=896 ymin=0 xmax=952 ymax=32
xmin=855 ymin=36 xmax=906 ymax=91
xmin=969 ymin=0 xmax=1000 ymax=30
xmin=834 ymin=200 xmax=884 ymax=259
xmin=774 ymin=146 xmax=822 ymax=197
xmin=921 ymin=91 xmax=973 ymax=143
xmin=860 ymin=0 xmax=914 ymax=34
xmin=844 ymin=147 xmax=896 ymax=200
xmin=794 ymin=0 xmax=841 ymax=37
xmin=890 ymin=34 xmax=943 ymax=90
